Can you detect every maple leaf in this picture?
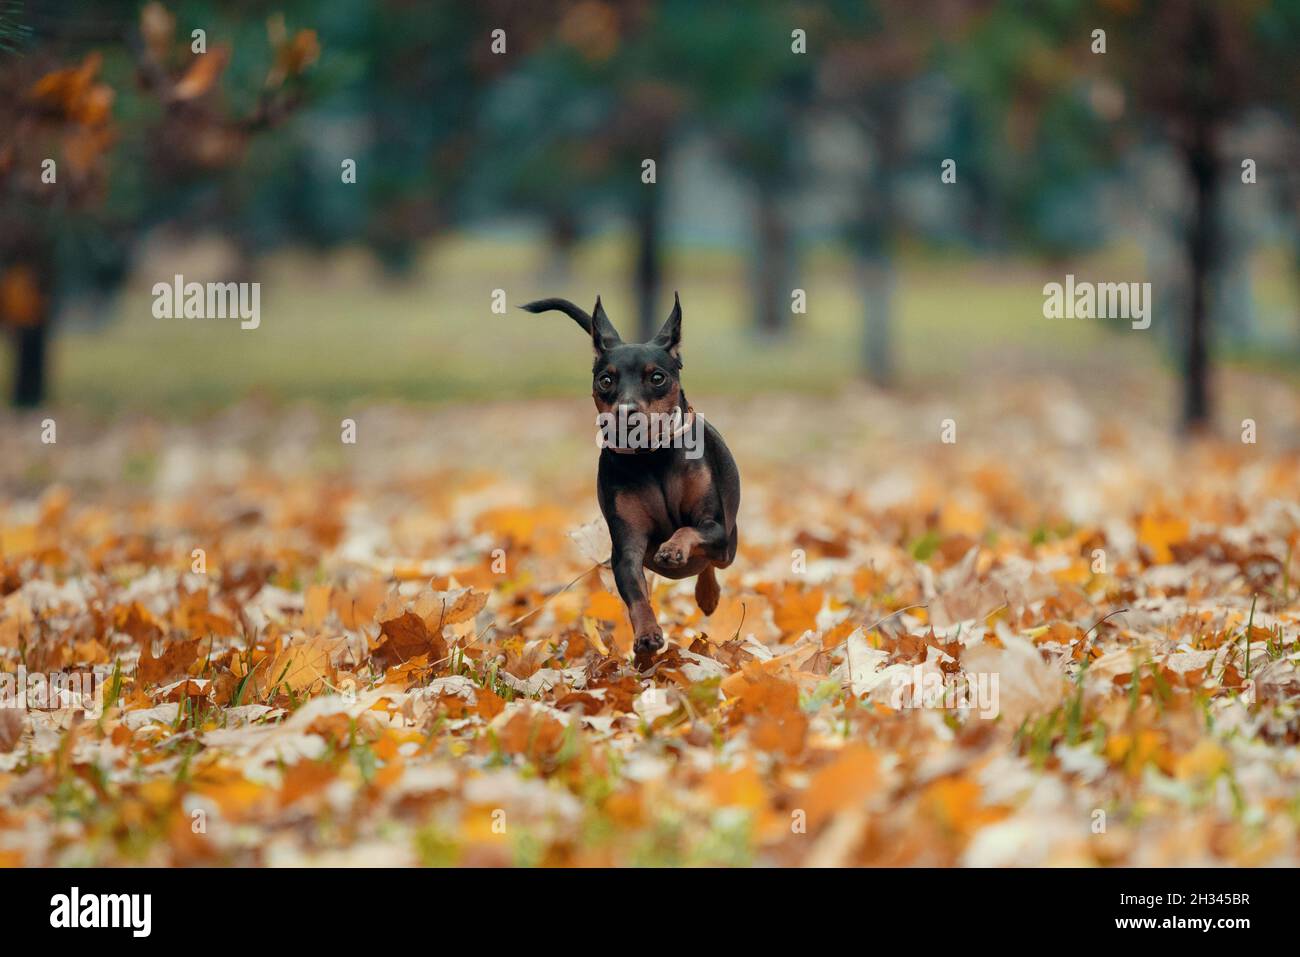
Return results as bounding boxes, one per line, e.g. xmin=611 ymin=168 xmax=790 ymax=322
xmin=374 ymin=610 xmax=447 ymax=670
xmin=415 ymin=585 xmax=488 ymax=631
xmin=113 ymin=602 xmax=164 ymax=644
xmin=770 ymin=584 xmax=825 ymax=638
xmin=137 ymin=636 xmax=203 ymax=687
xmin=12 ymin=386 xmax=1300 ymax=867
xmin=1137 ymin=512 xmax=1189 ymax=564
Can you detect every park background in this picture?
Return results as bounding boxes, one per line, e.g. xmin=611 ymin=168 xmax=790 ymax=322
xmin=1 ymin=0 xmax=1297 ymax=426
xmin=3 ymin=1 xmax=1300 ymax=868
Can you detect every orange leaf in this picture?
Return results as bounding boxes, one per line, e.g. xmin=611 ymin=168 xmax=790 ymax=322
xmin=584 ymin=589 xmax=624 ymax=622
xmin=772 ymin=584 xmax=824 ymax=639
xmin=374 ymin=610 xmax=447 ymax=670
xmin=137 ymin=636 xmax=202 ymax=688
xmin=802 ymin=744 xmax=879 ymax=830
xmin=0 ymin=267 xmax=44 ymax=330
xmin=172 ymin=47 xmax=229 ymax=101
xmin=702 ymin=594 xmax=747 ymax=644
xmin=1137 ymin=512 xmax=1188 ymax=564
xmin=497 ymin=707 xmax=567 ymax=761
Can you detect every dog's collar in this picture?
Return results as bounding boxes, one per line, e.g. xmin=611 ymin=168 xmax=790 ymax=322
xmin=601 ymin=405 xmax=696 ymax=455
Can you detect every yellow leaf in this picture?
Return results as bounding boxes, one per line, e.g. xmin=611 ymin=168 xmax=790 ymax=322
xmin=258 ymin=637 xmax=332 ymax=696
xmin=1175 ymin=740 xmax=1227 ymax=782
xmin=0 ymin=525 xmax=36 ymax=559
xmin=303 ymin=584 xmax=331 ymax=631
xmin=1138 ymin=512 xmax=1187 ymax=564
xmin=582 ymin=616 xmax=608 ymax=656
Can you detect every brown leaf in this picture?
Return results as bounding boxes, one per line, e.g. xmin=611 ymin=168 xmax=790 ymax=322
xmin=278 ymin=759 xmax=336 ymax=808
xmin=0 ymin=709 xmax=24 ymax=753
xmin=702 ymin=594 xmax=748 ymax=644
xmin=137 ymin=636 xmax=203 ymax=688
xmin=374 ymin=610 xmax=448 ymax=670
xmin=497 ymin=707 xmax=566 ymax=762
xmin=476 ymin=687 xmax=506 ymax=720
xmin=113 ymin=602 xmax=163 ymax=645
xmin=418 ymin=586 xmax=488 ymax=629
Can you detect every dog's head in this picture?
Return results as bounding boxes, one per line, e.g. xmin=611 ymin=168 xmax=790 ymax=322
xmin=521 ymin=294 xmax=685 ymax=419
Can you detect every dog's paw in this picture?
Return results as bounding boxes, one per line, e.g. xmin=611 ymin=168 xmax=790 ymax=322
xmin=654 ymin=540 xmax=688 ymax=568
xmin=633 ymin=627 xmax=664 ymax=656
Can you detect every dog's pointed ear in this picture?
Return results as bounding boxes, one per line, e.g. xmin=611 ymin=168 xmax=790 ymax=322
xmin=652 ymin=291 xmax=682 ymax=363
xmin=590 ymin=296 xmax=622 ymax=354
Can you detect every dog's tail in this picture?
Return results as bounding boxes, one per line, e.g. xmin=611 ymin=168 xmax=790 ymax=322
xmin=519 ymin=298 xmax=593 ymax=335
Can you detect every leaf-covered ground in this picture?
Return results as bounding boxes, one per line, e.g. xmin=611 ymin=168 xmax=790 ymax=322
xmin=3 ymin=376 xmax=1300 ymax=866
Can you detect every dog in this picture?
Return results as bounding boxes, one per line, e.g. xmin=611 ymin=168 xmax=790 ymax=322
xmin=521 ymin=293 xmax=741 ymax=658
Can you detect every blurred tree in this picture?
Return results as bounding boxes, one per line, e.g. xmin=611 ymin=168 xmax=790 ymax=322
xmin=472 ymin=1 xmax=818 ymax=342
xmin=653 ymin=1 xmax=816 ymax=338
xmin=0 ymin=0 xmax=319 ymax=407
xmin=467 ymin=50 xmax=591 ymax=282
xmin=816 ymin=0 xmax=978 ymax=385
xmin=1121 ymin=0 xmax=1300 ymax=432
xmin=946 ymin=3 xmax=1117 ymax=257
xmin=959 ymin=0 xmax=1300 ymax=432
xmin=470 ymin=2 xmax=683 ymax=343
xmin=0 ymin=1 xmax=29 ymax=51
xmin=0 ymin=50 xmax=108 ymax=406
xmin=469 ymin=7 xmax=629 ymax=284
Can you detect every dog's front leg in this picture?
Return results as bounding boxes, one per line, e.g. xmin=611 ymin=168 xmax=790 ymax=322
xmin=612 ymin=535 xmax=663 ymax=655
xmin=653 ymin=517 xmax=731 ymax=568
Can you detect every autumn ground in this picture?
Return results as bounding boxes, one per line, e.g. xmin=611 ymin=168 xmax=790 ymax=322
xmin=3 ymin=367 xmax=1300 ymax=867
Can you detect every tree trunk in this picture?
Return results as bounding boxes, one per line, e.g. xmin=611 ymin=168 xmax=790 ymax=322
xmin=11 ymin=318 xmax=49 ymax=408
xmin=1181 ymin=121 xmax=1217 ymax=433
xmin=754 ymin=188 xmax=792 ymax=337
xmin=859 ymin=96 xmax=902 ymax=386
xmin=634 ymin=182 xmax=662 ymax=343
xmin=859 ymin=253 xmax=895 ymax=388
xmin=4 ymin=251 xmax=54 ymax=408
xmin=544 ymin=210 xmax=578 ymax=284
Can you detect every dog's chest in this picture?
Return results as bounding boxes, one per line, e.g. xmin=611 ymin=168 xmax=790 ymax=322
xmin=613 ymin=460 xmax=713 ymax=532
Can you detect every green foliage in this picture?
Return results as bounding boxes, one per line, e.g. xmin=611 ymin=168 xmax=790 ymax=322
xmin=0 ymin=1 xmax=31 ymax=52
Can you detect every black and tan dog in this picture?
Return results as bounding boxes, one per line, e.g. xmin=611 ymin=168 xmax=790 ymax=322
xmin=522 ymin=294 xmax=740 ymax=658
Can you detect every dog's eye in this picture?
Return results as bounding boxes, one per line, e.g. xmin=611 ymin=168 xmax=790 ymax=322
xmin=597 ymin=374 xmax=614 ymax=391
xmin=650 ymin=371 xmax=666 ymax=386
